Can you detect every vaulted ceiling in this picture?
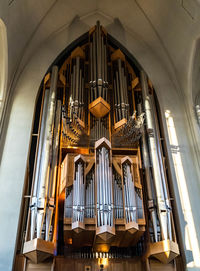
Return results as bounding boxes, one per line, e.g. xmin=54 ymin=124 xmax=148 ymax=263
xmin=1 ymin=0 xmax=200 ymax=103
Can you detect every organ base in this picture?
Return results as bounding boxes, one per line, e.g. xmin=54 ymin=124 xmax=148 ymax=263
xmin=125 ymin=221 xmax=139 ymax=234
xmin=148 ymin=240 xmax=179 ymax=264
xmin=72 ymin=221 xmax=85 ymax=233
xmin=14 ymin=255 xmax=183 ymax=271
xmin=23 ymin=238 xmax=54 ymax=263
xmin=96 ymin=225 xmax=115 ymax=241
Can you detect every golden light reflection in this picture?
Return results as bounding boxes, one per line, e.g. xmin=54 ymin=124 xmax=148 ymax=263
xmin=98 ymin=257 xmax=108 ymax=267
xmin=165 ymin=110 xmax=200 ymax=267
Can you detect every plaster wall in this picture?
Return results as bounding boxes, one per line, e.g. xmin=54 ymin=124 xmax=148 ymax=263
xmin=0 ymin=2 xmax=200 ymax=271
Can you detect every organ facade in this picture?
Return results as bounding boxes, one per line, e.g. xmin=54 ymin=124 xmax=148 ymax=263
xmin=15 ymin=22 xmax=181 ymax=271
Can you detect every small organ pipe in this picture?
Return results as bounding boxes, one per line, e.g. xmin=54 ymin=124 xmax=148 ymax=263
xmin=123 ymin=162 xmax=137 ymax=223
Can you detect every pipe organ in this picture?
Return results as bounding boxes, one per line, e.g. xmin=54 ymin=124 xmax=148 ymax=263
xmin=21 ymin=21 xmax=180 ymax=270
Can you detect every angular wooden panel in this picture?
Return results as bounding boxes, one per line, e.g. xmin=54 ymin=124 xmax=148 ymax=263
xmin=89 ymin=97 xmax=110 ymax=118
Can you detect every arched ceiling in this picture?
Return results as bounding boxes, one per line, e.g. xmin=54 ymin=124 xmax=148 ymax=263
xmin=1 ymin=0 xmax=200 ymax=103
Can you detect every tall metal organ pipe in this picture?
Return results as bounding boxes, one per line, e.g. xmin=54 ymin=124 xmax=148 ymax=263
xmin=140 ymin=70 xmax=171 ymax=241
xmin=45 ymin=100 xmax=61 ymax=241
xmin=150 ymin=97 xmax=172 ymax=241
xmin=90 ymin=21 xmax=107 ymax=101
xmin=30 ymin=66 xmax=58 ymax=240
xmin=70 ymin=56 xmax=84 ymax=122
xmin=138 ymin=102 xmax=158 ymax=242
xmin=113 ymin=59 xmax=129 ymax=122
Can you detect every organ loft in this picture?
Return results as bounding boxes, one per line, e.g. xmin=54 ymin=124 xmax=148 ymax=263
xmin=14 ymin=22 xmax=182 ymax=271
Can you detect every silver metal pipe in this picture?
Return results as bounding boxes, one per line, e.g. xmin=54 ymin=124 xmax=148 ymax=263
xmin=36 ymin=66 xmax=58 ymax=239
xmin=114 ymin=79 xmax=119 ymax=123
xmin=90 ymin=42 xmax=93 ymax=82
xmin=118 ymin=59 xmax=124 ymax=103
xmin=101 ymin=36 xmax=105 ymax=99
xmin=104 ymin=148 xmax=108 ymax=225
xmin=140 ymin=70 xmax=168 ymax=241
xmin=116 ymin=71 xmax=122 ymax=120
xmin=72 ymin=64 xmax=76 ymax=101
xmin=75 ymin=57 xmax=80 ymax=101
xmin=151 ymin=97 xmax=172 ymax=240
xmin=109 ymin=166 xmax=113 ymax=226
xmin=138 ymin=103 xmax=158 ymax=241
xmin=45 ymin=100 xmax=61 ymax=241
xmin=31 ymin=87 xmax=50 ymax=240
xmin=97 ymin=163 xmax=100 ymax=226
xmin=93 ymin=32 xmax=97 ymax=100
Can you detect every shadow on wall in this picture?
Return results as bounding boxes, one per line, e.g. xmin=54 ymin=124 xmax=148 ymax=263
xmin=165 ymin=110 xmax=200 ymax=269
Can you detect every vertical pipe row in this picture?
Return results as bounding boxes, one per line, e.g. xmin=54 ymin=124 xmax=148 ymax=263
xmin=65 ymin=187 xmax=73 ymax=218
xmin=45 ymin=100 xmax=61 ymax=241
xmin=140 ymin=70 xmax=171 ymax=241
xmin=96 ymin=146 xmax=113 ymax=227
xmin=30 ymin=66 xmax=58 ymax=240
xmin=113 ymin=172 xmax=123 ymax=219
xmin=69 ymin=56 xmax=84 ymax=123
xmin=122 ymin=162 xmax=137 ymax=224
xmin=113 ymin=60 xmax=129 ymax=123
xmin=85 ymin=170 xmax=95 ymax=218
xmin=90 ymin=21 xmax=108 ymax=102
xmin=138 ymin=102 xmax=158 ymax=242
xmin=72 ymin=161 xmax=85 ymax=223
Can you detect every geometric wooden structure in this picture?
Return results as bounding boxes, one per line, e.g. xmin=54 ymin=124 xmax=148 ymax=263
xmin=89 ymin=97 xmax=110 ymax=118
xmin=131 ymin=77 xmax=139 ymax=89
xmin=23 ymin=238 xmax=54 ymax=263
xmin=114 ymin=118 xmax=127 ymax=130
xmin=148 ymin=240 xmax=179 ymax=264
xmin=111 ymin=49 xmax=125 ymax=62
xmin=71 ymin=46 xmax=85 ymax=59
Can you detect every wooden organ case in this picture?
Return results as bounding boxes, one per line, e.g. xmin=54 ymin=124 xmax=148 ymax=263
xmin=18 ymin=22 xmax=182 ymax=271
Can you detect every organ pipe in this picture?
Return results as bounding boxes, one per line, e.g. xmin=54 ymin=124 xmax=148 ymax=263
xmin=30 ymin=65 xmax=58 ymax=240
xmin=140 ymin=70 xmax=171 ymax=241
xmin=72 ymin=155 xmax=85 ymax=231
xmin=95 ymin=139 xmax=114 ymax=237
xmin=90 ymin=21 xmax=108 ymax=102
xmin=112 ymin=51 xmax=129 ymax=124
xmin=45 ymin=100 xmax=61 ymax=241
xmin=113 ymin=171 xmax=124 ymax=219
xmin=85 ymin=169 xmax=95 ymax=218
xmin=138 ymin=102 xmax=158 ymax=242
xmin=122 ymin=158 xmax=137 ymax=224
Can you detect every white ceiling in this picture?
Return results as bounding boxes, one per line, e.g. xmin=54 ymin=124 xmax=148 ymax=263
xmin=1 ymin=0 xmax=200 ymax=102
